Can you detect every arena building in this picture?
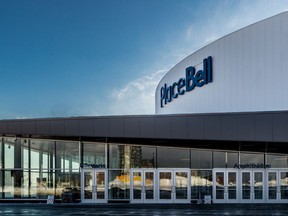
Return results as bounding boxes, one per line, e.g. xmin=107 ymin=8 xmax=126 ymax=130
xmin=1 ymin=11 xmax=288 ymax=204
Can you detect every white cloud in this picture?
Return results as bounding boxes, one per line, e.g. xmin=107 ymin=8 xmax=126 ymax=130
xmin=185 ymin=25 xmax=194 ymax=41
xmin=108 ymin=69 xmax=168 ymax=115
xmin=92 ymin=1 xmax=288 ymax=116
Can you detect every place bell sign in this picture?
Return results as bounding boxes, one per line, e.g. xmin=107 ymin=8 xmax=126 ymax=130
xmin=160 ymin=56 xmax=213 ymax=108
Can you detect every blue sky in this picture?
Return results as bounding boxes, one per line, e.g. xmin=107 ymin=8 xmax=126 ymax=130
xmin=0 ymin=0 xmax=288 ymax=119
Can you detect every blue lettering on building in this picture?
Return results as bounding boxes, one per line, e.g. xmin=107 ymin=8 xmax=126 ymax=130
xmin=160 ymin=56 xmax=213 ymax=108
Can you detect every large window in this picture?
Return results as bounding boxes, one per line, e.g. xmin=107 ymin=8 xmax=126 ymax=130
xmin=227 ymin=152 xmax=239 ymax=168
xmin=30 ymin=139 xmax=55 ymax=170
xmin=4 ymin=138 xmax=15 ymax=169
xmin=56 ymin=141 xmax=79 ymax=171
xmin=191 ymin=170 xmax=213 ymax=200
xmin=0 ymin=138 xmax=81 ymax=199
xmin=83 ymin=142 xmax=105 ymax=168
xmin=157 ymin=147 xmax=190 ymax=168
xmin=108 ymin=170 xmax=130 ymax=199
xmin=131 ymin=146 xmax=156 ymax=168
xmin=0 ymin=139 xmax=3 ymax=169
xmin=109 ymin=144 xmax=131 ymax=169
xmin=191 ymin=150 xmax=212 ymax=169
xmin=240 ymin=152 xmax=264 ymax=164
xmin=213 ymin=151 xmax=226 ymax=168
xmin=267 ymin=154 xmax=288 ymax=168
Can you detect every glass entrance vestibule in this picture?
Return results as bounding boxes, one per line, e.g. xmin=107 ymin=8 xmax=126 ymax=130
xmin=2 ymin=136 xmax=288 ymax=204
xmin=81 ymin=169 xmax=191 ymax=204
xmin=81 ymin=168 xmax=288 ymax=204
xmin=213 ymin=169 xmax=288 ymax=203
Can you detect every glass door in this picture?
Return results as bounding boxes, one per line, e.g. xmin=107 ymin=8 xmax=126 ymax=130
xmin=213 ymin=170 xmax=225 ymax=203
xmin=279 ymin=171 xmax=288 ymax=203
xmin=227 ymin=171 xmax=238 ymax=203
xmin=267 ymin=170 xmax=288 ymax=203
xmin=240 ymin=170 xmax=264 ymax=203
xmin=173 ymin=170 xmax=190 ymax=203
xmin=158 ymin=170 xmax=173 ymax=203
xmin=253 ymin=171 xmax=264 ymax=203
xmin=158 ymin=169 xmax=190 ymax=203
xmin=241 ymin=171 xmax=252 ymax=203
xmin=81 ymin=169 xmax=107 ymax=203
xmin=267 ymin=171 xmax=278 ymax=203
xmin=213 ymin=169 xmax=238 ymax=203
xmin=130 ymin=169 xmax=155 ymax=203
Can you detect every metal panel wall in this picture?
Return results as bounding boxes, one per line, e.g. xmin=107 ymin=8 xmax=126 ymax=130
xmin=1 ymin=111 xmax=288 ymax=143
xmin=156 ymin=12 xmax=288 ymax=115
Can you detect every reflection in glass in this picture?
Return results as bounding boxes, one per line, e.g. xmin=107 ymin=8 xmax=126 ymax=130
xmin=109 ymin=145 xmax=131 ymax=169
xmin=191 ymin=170 xmax=213 ymax=200
xmin=0 ymin=138 xmax=82 ymax=200
xmin=0 ymin=139 xmax=2 ymax=169
xmin=96 ymin=171 xmax=105 ymax=199
xmin=56 ymin=141 xmax=79 ymax=171
xmin=30 ymin=140 xmax=55 ymax=169
xmin=215 ymin=172 xmax=224 ymax=199
xmin=268 ymin=172 xmax=277 ymax=199
xmin=83 ymin=142 xmax=105 ymax=168
xmin=55 ymin=171 xmax=80 ymax=199
xmin=242 ymin=172 xmax=250 ymax=199
xmin=108 ymin=170 xmax=130 ymax=199
xmin=159 ymin=172 xmax=172 ymax=199
xmin=227 ymin=152 xmax=238 ymax=168
xmin=254 ymin=172 xmax=263 ymax=199
xmin=240 ymin=153 xmax=264 ymax=164
xmin=0 ymin=171 xmax=2 ymax=198
xmin=157 ymin=148 xmax=189 ymax=168
xmin=267 ymin=154 xmax=288 ymax=168
xmin=191 ymin=150 xmax=212 ymax=169
xmin=132 ymin=172 xmax=142 ymax=199
xmin=175 ymin=172 xmax=188 ymax=199
xmin=131 ymin=146 xmax=156 ymax=168
xmin=228 ymin=172 xmax=237 ymax=199
xmin=84 ymin=172 xmax=92 ymax=199
xmin=30 ymin=170 xmax=55 ymax=199
xmin=145 ymin=172 xmax=154 ymax=199
xmin=109 ymin=145 xmax=156 ymax=169
xmin=281 ymin=172 xmax=288 ymax=199
xmin=3 ymin=170 xmax=14 ymax=198
xmin=213 ymin=151 xmax=226 ymax=168
xmin=4 ymin=138 xmax=15 ymax=169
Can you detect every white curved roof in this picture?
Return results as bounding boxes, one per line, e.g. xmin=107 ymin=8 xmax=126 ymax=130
xmin=155 ymin=11 xmax=288 ymax=114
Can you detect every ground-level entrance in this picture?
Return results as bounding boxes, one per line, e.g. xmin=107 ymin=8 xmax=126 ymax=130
xmin=213 ymin=169 xmax=288 ymax=203
xmin=80 ymin=168 xmax=288 ymax=204
xmin=130 ymin=169 xmax=190 ymax=203
xmin=81 ymin=169 xmax=108 ymax=203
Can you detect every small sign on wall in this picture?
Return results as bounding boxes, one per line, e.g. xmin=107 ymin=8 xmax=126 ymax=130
xmin=204 ymin=195 xmax=211 ymax=204
xmin=47 ymin=195 xmax=54 ymax=204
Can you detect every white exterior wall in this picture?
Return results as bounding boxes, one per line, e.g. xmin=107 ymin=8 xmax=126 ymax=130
xmin=155 ymin=12 xmax=288 ymax=114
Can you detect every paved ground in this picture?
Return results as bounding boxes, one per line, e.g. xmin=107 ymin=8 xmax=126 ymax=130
xmin=0 ymin=203 xmax=288 ymax=215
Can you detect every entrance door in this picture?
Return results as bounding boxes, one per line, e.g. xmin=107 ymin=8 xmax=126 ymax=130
xmin=240 ymin=170 xmax=264 ymax=203
xmin=213 ymin=169 xmax=238 ymax=203
xmin=158 ymin=169 xmax=190 ymax=203
xmin=130 ymin=169 xmax=156 ymax=203
xmin=279 ymin=171 xmax=288 ymax=203
xmin=268 ymin=170 xmax=288 ymax=203
xmin=81 ymin=169 xmax=107 ymax=203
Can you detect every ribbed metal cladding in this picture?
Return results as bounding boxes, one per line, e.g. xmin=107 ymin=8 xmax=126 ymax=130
xmin=0 ymin=111 xmax=287 ymax=142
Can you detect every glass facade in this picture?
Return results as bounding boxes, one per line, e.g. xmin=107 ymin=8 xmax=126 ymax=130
xmin=0 ymin=136 xmax=288 ymax=202
xmin=157 ymin=147 xmax=189 ymax=168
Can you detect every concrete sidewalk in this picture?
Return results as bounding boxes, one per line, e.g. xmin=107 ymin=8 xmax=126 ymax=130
xmin=0 ymin=203 xmax=288 ymax=215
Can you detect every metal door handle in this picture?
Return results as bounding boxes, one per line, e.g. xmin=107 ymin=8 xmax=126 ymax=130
xmin=141 ymin=186 xmax=146 ymax=193
xmin=224 ymin=186 xmax=228 ymax=193
xmin=172 ymin=186 xmax=176 ymax=193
